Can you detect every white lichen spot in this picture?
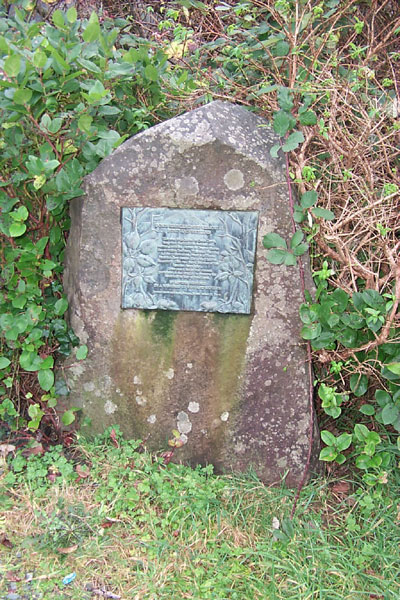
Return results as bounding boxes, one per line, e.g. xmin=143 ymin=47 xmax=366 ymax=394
xmin=186 ymin=362 xmax=193 ymax=369
xmin=104 ymin=400 xmax=118 ymax=415
xmin=136 ymin=395 xmax=147 ymax=406
xmin=188 ymin=401 xmax=200 ymax=413
xmin=175 ymin=176 xmax=199 ymax=198
xmin=224 ymin=169 xmax=244 ymax=191
xmin=235 ymin=441 xmax=246 ymax=454
xmin=179 ymin=433 xmax=188 ymax=445
xmin=83 ymin=382 xmax=95 ymax=392
xmin=177 ymin=411 xmax=192 ymax=434
xmin=165 ymin=368 xmax=175 ymax=379
xmin=133 ymin=375 xmax=142 ymax=385
xmin=147 ymin=414 xmax=157 ymax=424
xmin=220 ymin=411 xmax=229 ymax=422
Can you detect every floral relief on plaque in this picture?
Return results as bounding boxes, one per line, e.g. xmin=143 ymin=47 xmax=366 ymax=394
xmin=121 ymin=207 xmax=258 ymax=314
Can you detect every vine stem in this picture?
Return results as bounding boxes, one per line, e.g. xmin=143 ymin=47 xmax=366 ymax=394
xmin=281 ymin=149 xmax=316 ymax=520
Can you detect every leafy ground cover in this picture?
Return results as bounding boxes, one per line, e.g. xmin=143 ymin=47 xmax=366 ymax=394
xmin=1 ymin=428 xmax=400 ymax=600
xmin=0 ymin=2 xmax=400 ymax=597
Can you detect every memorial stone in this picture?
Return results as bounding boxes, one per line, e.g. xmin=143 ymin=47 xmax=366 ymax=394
xmin=62 ymin=101 xmax=320 ymax=486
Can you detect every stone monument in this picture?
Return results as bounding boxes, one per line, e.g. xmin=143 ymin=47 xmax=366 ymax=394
xmin=62 ymin=101 xmax=319 ymax=486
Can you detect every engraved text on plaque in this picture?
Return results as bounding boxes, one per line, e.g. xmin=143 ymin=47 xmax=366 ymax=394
xmin=121 ymin=208 xmax=258 ymax=314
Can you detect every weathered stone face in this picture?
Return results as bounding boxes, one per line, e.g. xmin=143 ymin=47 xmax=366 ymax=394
xmin=62 ymin=101 xmax=320 ymax=486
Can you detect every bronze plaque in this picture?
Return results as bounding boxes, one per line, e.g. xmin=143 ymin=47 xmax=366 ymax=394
xmin=121 ymin=207 xmax=258 ymax=314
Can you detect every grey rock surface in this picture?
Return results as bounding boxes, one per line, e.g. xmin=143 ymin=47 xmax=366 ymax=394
xmin=62 ymin=101 xmax=320 ymax=486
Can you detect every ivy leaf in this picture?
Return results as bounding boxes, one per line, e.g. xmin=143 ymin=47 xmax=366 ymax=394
xmin=263 ymin=233 xmax=287 ymax=249
xmin=282 ymin=131 xmax=304 ymax=152
xmin=387 ymin=363 xmax=400 ymax=376
xmin=273 ymin=40 xmax=290 ymax=57
xmin=301 ymin=322 xmax=322 ymax=339
xmin=273 ymin=110 xmax=296 ymax=136
xmin=54 ymin=298 xmax=68 ymax=316
xmin=381 ymin=404 xmax=400 ymax=425
xmin=311 ymin=207 xmax=335 ymax=220
xmin=76 ymin=345 xmax=88 ymax=360
xmin=38 ymin=369 xmax=55 ymax=392
xmin=350 ymin=373 xmax=368 ymax=397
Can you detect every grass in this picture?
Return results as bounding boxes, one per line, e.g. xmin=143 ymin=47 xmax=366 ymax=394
xmin=0 ymin=428 xmax=399 ymax=600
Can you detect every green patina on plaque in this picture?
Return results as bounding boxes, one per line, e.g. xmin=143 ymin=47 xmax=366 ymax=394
xmin=121 ymin=207 xmax=258 ymax=314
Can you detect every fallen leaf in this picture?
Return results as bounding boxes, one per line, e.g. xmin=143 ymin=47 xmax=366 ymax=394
xmin=110 ymin=429 xmax=119 ymax=448
xmin=331 ymin=481 xmax=351 ymax=495
xmin=0 ymin=444 xmax=15 ymax=457
xmin=0 ymin=533 xmax=13 ymax=549
xmin=22 ymin=442 xmax=44 ymax=457
xmin=100 ymin=521 xmax=115 ymax=529
xmin=57 ymin=545 xmax=78 ymax=554
xmin=6 ymin=571 xmax=21 ymax=582
xmin=160 ymin=450 xmax=174 ymax=465
xmin=76 ymin=464 xmax=90 ymax=479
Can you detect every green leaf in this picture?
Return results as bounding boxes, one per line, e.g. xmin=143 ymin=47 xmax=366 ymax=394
xmin=4 ymin=54 xmax=21 ymax=77
xmin=290 ymin=230 xmax=303 ymax=248
xmin=321 ymin=430 xmax=336 ymax=446
xmin=78 ymin=114 xmax=93 ymax=134
xmin=282 ymin=131 xmax=304 ymax=152
xmin=33 ymin=49 xmax=47 ymax=68
xmin=350 ymin=373 xmax=368 ymax=397
xmin=263 ymin=233 xmax=286 ymax=249
xmin=319 ymin=447 xmax=336 ymax=461
xmin=301 ymin=322 xmax=322 ymax=340
xmin=38 ymin=369 xmax=54 ymax=392
xmin=273 ymin=40 xmax=290 ymax=57
xmin=387 ymin=363 xmax=400 ymax=376
xmin=353 ymin=423 xmax=369 ymax=441
xmin=266 ymin=248 xmax=290 ymax=265
xmin=359 ymin=404 xmax=375 ymax=416
xmin=382 ymin=403 xmax=400 ymax=425
xmin=13 ymin=88 xmax=32 ymax=105
xmin=76 ymin=345 xmax=88 ymax=360
xmin=52 ymin=9 xmax=65 ymax=28
xmin=62 ymin=410 xmax=76 ymax=426
xmin=0 ymin=357 xmax=11 ymax=369
xmin=284 ymin=253 xmax=296 ymax=266
xmin=277 ymin=87 xmax=293 ymax=111
xmin=19 ymin=351 xmax=42 ymax=372
xmin=311 ymin=207 xmax=335 ymax=220
xmin=54 ymin=297 xmax=68 ymax=316
xmin=273 ymin=110 xmax=295 ymax=136
xmin=336 ymin=433 xmax=352 ymax=451
xmin=9 ymin=222 xmax=26 ymax=237
xmin=300 ymin=190 xmax=317 ymax=208
xmin=144 ymin=64 xmax=159 ymax=82
xmin=270 ymin=144 xmax=280 ymax=158
xmin=83 ymin=13 xmax=100 ymax=43
xmin=299 ymin=109 xmax=317 ymax=126
xmin=67 ymin=6 xmax=78 ymax=22
xmin=293 ymin=243 xmax=309 ymax=256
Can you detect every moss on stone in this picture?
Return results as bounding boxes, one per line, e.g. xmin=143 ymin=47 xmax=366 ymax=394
xmin=150 ymin=310 xmax=177 ymax=342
